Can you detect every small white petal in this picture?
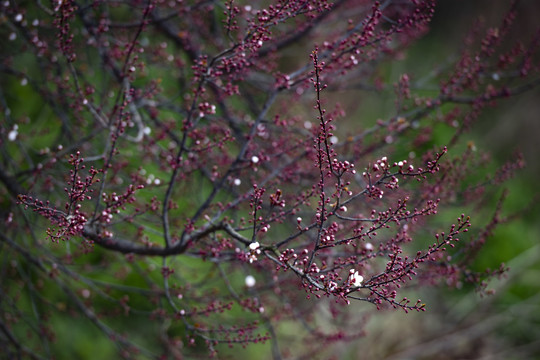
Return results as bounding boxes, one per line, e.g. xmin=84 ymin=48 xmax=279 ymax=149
xmin=7 ymin=130 xmax=18 ymax=141
xmin=245 ymin=275 xmax=256 ymax=287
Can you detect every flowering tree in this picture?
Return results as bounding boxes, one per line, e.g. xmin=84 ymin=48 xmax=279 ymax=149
xmin=1 ymin=0 xmax=538 ymax=358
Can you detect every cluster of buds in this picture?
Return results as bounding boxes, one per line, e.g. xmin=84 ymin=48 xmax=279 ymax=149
xmin=198 ymin=102 xmax=216 ymax=118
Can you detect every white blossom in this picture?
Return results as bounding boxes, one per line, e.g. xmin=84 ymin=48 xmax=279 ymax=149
xmin=328 ymin=281 xmax=337 ymax=291
xmin=7 ymin=125 xmax=18 ymax=141
xmin=245 ymin=275 xmax=256 ymax=287
xmin=349 ymin=269 xmax=363 ymax=287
